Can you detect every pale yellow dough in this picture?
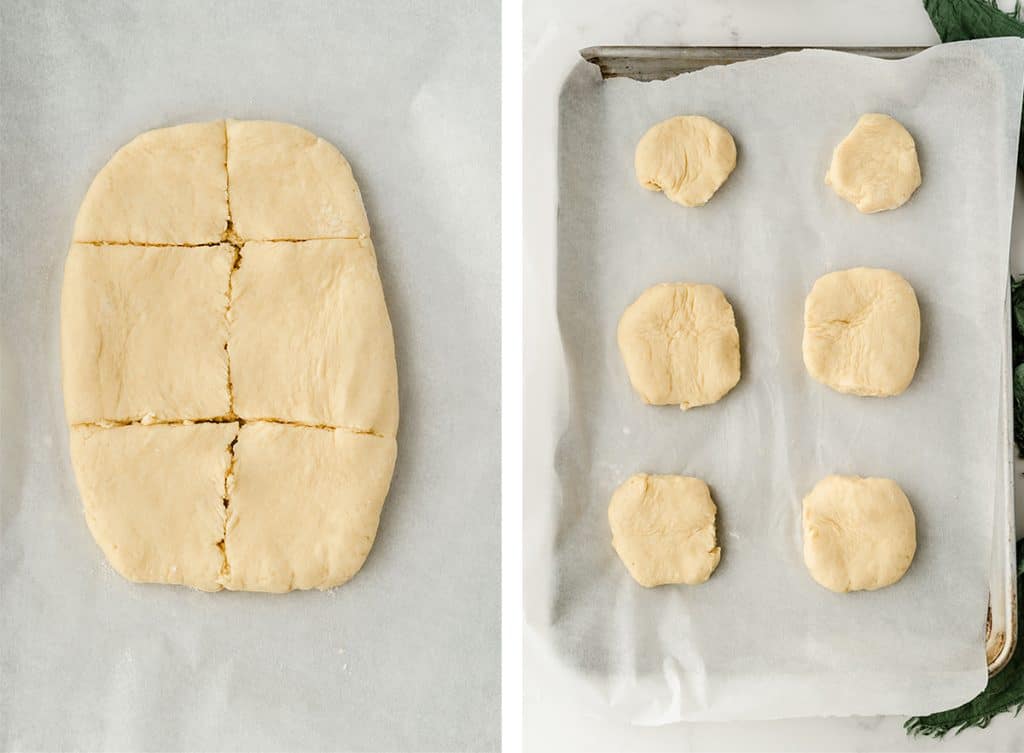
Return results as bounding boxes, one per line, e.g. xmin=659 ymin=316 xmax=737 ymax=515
xmin=617 ymin=282 xmax=740 ymax=410
xmin=803 ymin=267 xmax=920 ymax=397
xmin=229 ymin=239 xmax=398 ymax=436
xmin=609 ymin=474 xmax=721 ymax=587
xmin=70 ymin=423 xmax=237 ymax=592
xmin=223 ymin=422 xmax=397 ymax=592
xmin=634 ymin=115 xmax=737 ymax=207
xmin=62 ymin=120 xmax=398 ymax=592
xmin=61 ymin=243 xmax=233 ymax=424
xmin=802 ymin=475 xmax=917 ymax=593
xmin=73 ymin=121 xmax=228 ymax=244
xmin=826 ymin=114 xmax=921 ymax=213
xmin=226 ymin=120 xmax=370 ymax=241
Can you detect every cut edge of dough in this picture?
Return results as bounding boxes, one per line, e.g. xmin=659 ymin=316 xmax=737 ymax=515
xmin=224 ymin=119 xmax=371 ymax=242
xmin=72 ymin=120 xmax=230 ymax=245
xmin=218 ymin=423 xmax=398 ymax=592
xmin=216 ymin=431 xmax=239 ymax=587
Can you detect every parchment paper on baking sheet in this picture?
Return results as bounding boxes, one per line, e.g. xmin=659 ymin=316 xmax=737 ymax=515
xmin=542 ymin=38 xmax=1024 ymax=722
xmin=0 ymin=1 xmax=498 ymax=750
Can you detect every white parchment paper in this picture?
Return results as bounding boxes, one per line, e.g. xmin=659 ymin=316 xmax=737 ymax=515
xmin=535 ymin=39 xmax=1024 ymax=722
xmin=0 ymin=2 xmax=499 ymax=750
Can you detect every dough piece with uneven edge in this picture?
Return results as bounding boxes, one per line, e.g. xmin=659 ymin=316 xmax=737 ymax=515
xmin=803 ymin=267 xmax=920 ymax=397
xmin=608 ymin=474 xmax=721 ymax=587
xmin=635 ymin=115 xmax=737 ymax=207
xmin=826 ymin=113 xmax=922 ymax=213
xmin=226 ymin=120 xmax=370 ymax=240
xmin=229 ymin=238 xmax=399 ymax=436
xmin=802 ymin=475 xmax=917 ymax=593
xmin=69 ymin=422 xmax=237 ymax=592
xmin=73 ymin=121 xmax=228 ymax=244
xmin=617 ymin=282 xmax=741 ymax=410
xmin=222 ymin=422 xmax=398 ymax=592
xmin=61 ymin=243 xmax=233 ymax=424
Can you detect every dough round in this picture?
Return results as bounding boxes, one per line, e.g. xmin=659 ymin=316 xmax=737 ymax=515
xmin=825 ymin=113 xmax=921 ymax=213
xmin=803 ymin=268 xmax=920 ymax=397
xmin=617 ymin=282 xmax=741 ymax=410
xmin=802 ymin=475 xmax=916 ymax=593
xmin=635 ymin=115 xmax=737 ymax=207
xmin=62 ymin=120 xmax=398 ymax=592
xmin=608 ymin=474 xmax=721 ymax=587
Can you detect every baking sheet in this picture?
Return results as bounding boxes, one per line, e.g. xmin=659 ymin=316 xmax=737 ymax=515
xmin=540 ymin=39 xmax=1024 ymax=721
xmin=0 ymin=1 xmax=499 ymax=750
xmin=577 ymin=46 xmax=1020 ymax=679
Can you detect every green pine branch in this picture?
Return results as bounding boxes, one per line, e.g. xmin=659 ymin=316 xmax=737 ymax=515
xmin=923 ymin=0 xmax=1024 ymax=41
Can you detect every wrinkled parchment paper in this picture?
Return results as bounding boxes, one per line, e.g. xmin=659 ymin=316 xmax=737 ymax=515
xmin=538 ymin=39 xmax=1024 ymax=721
xmin=0 ymin=1 xmax=499 ymax=750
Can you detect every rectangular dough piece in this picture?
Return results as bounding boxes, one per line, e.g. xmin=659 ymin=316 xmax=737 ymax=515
xmin=222 ymin=422 xmax=397 ymax=592
xmin=61 ymin=243 xmax=233 ymax=424
xmin=228 ymin=239 xmax=398 ymax=436
xmin=69 ymin=422 xmax=238 ymax=591
xmin=73 ymin=121 xmax=229 ymax=245
xmin=225 ymin=120 xmax=370 ymax=241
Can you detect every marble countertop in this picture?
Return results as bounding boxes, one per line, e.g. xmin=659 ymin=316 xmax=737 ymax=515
xmin=524 ymin=1 xmax=1024 ymax=750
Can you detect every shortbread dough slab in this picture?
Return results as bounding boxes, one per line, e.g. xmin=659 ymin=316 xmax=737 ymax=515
xmin=61 ymin=243 xmax=233 ymax=424
xmin=222 ymin=422 xmax=398 ymax=592
xmin=63 ymin=120 xmax=399 ymax=593
xmin=73 ymin=121 xmax=229 ymax=244
xmin=69 ymin=422 xmax=237 ymax=592
xmin=229 ymin=239 xmax=399 ymax=436
xmin=226 ymin=120 xmax=370 ymax=241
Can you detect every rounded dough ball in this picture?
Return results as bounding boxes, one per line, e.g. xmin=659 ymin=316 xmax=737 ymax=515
xmin=635 ymin=115 xmax=737 ymax=207
xmin=802 ymin=475 xmax=916 ymax=593
xmin=803 ymin=268 xmax=920 ymax=397
xmin=609 ymin=474 xmax=721 ymax=587
xmin=618 ymin=282 xmax=741 ymax=410
xmin=825 ymin=113 xmax=921 ymax=213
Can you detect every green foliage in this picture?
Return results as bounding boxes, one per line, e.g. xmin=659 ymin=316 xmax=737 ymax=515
xmin=924 ymin=0 xmax=1024 ymax=41
xmin=1014 ymin=279 xmax=1024 ymax=454
xmin=905 ymin=540 xmax=1024 ymax=736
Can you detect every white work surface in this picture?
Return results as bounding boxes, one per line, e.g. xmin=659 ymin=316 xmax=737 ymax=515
xmin=524 ymin=0 xmax=1024 ymax=750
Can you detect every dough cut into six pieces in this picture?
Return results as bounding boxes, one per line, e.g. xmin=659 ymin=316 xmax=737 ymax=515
xmin=613 ymin=113 xmax=922 ymax=591
xmin=63 ymin=120 xmax=399 ymax=593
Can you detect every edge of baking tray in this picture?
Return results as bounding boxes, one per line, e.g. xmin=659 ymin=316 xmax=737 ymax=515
xmin=991 ymin=282 xmax=1018 ymax=676
xmin=579 ymin=45 xmax=929 ymax=80
xmin=576 ymin=43 xmax=1018 ymax=678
